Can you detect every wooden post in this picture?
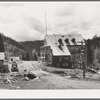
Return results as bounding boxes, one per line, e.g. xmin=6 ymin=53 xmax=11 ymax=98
xmin=78 ymin=41 xmax=86 ymax=79
xmin=83 ymin=60 xmax=85 ymax=79
xmin=85 ymin=41 xmax=87 ymax=70
xmin=81 ymin=41 xmax=85 ymax=79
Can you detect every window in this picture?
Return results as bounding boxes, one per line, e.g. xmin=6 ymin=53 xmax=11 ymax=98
xmin=58 ymin=45 xmax=63 ymax=51
xmin=45 ymin=54 xmax=48 ymax=61
xmin=65 ymin=38 xmax=70 ymax=45
xmin=41 ymin=53 xmax=43 ymax=57
xmin=98 ymin=57 xmax=100 ymax=63
xmin=71 ymin=38 xmax=77 ymax=45
xmin=79 ymin=55 xmax=81 ymax=59
xmin=71 ymin=38 xmax=75 ymax=42
xmin=65 ymin=57 xmax=68 ymax=60
xmin=76 ymin=55 xmax=81 ymax=59
xmin=58 ymin=38 xmax=64 ymax=46
xmin=78 ymin=48 xmax=81 ymax=53
xmin=81 ymin=54 xmax=85 ymax=60
xmin=79 ymin=55 xmax=80 ymax=59
xmin=59 ymin=57 xmax=61 ymax=62
xmin=77 ymin=55 xmax=78 ymax=59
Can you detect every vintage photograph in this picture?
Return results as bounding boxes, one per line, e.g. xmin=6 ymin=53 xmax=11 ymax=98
xmin=0 ymin=1 xmax=100 ymax=90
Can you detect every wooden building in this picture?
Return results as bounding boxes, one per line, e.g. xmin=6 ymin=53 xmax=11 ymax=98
xmin=40 ymin=34 xmax=84 ymax=68
xmin=65 ymin=34 xmax=85 ymax=68
xmin=40 ymin=34 xmax=71 ymax=68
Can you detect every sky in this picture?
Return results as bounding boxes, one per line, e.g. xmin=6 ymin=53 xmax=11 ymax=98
xmin=0 ymin=2 xmax=100 ymax=41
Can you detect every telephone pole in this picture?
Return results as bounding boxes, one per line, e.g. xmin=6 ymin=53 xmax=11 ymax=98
xmin=45 ymin=10 xmax=47 ymax=39
xmin=78 ymin=41 xmax=86 ymax=79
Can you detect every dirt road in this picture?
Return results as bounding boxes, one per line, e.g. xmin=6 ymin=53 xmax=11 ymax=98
xmin=15 ymin=61 xmax=41 ymax=74
xmin=1 ymin=61 xmax=100 ymax=89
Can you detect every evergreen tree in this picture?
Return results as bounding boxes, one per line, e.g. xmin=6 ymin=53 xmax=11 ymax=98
xmin=22 ymin=53 xmax=25 ymax=60
xmin=32 ymin=49 xmax=38 ymax=61
xmin=25 ymin=52 xmax=31 ymax=61
xmin=0 ymin=33 xmax=5 ymax=52
xmin=86 ymin=39 xmax=93 ymax=65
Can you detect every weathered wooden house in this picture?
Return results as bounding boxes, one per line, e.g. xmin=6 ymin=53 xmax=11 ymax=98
xmin=40 ymin=34 xmax=71 ymax=68
xmin=40 ymin=34 xmax=85 ymax=68
xmin=65 ymin=34 xmax=85 ymax=68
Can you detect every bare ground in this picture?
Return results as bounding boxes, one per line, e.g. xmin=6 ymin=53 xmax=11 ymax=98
xmin=0 ymin=61 xmax=100 ymax=89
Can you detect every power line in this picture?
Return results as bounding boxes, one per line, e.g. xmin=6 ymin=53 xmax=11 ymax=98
xmin=78 ymin=41 xmax=86 ymax=79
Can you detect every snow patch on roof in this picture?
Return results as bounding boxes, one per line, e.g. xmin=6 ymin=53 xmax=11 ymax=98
xmin=45 ymin=34 xmax=84 ymax=56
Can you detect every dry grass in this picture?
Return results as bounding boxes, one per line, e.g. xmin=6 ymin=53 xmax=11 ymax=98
xmin=41 ymin=66 xmax=95 ymax=80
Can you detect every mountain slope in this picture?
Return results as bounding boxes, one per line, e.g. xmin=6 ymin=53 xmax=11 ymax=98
xmin=21 ymin=40 xmax=44 ymax=55
xmin=1 ymin=34 xmax=32 ymax=60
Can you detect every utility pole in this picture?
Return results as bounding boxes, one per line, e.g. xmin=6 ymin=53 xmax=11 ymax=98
xmin=85 ymin=41 xmax=87 ymax=70
xmin=45 ymin=10 xmax=47 ymax=39
xmin=44 ymin=10 xmax=48 ymax=46
xmin=78 ymin=41 xmax=86 ymax=79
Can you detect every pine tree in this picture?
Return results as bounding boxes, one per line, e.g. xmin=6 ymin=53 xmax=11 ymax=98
xmin=25 ymin=52 xmax=31 ymax=61
xmin=86 ymin=39 xmax=93 ymax=65
xmin=0 ymin=33 xmax=5 ymax=52
xmin=32 ymin=49 xmax=38 ymax=61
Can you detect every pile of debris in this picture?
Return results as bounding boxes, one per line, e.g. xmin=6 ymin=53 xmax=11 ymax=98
xmin=23 ymin=69 xmax=49 ymax=81
xmin=0 ymin=72 xmax=22 ymax=84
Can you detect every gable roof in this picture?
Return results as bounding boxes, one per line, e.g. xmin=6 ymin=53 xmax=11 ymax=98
xmin=45 ymin=34 xmax=84 ymax=56
xmin=45 ymin=35 xmax=70 ymax=56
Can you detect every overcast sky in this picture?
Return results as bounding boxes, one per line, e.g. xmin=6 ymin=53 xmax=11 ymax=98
xmin=0 ymin=2 xmax=100 ymax=41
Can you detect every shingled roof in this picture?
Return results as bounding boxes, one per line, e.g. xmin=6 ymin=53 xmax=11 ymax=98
xmin=45 ymin=34 xmax=84 ymax=56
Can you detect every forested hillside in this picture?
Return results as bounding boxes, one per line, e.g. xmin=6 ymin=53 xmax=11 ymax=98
xmin=1 ymin=32 xmax=100 ymax=64
xmin=21 ymin=40 xmax=44 ymax=55
xmin=1 ymin=33 xmax=32 ymax=60
xmin=86 ymin=35 xmax=100 ymax=69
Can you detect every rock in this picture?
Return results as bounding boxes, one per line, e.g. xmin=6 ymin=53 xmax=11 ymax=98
xmin=33 ymin=77 xmax=41 ymax=81
xmin=97 ymin=71 xmax=100 ymax=74
xmin=16 ymin=86 xmax=21 ymax=89
xmin=0 ymin=76 xmax=2 ymax=80
xmin=92 ymin=74 xmax=100 ymax=80
xmin=7 ymin=79 xmax=11 ymax=83
xmin=12 ymin=78 xmax=17 ymax=83
xmin=10 ymin=74 xmax=14 ymax=77
xmin=10 ymin=85 xmax=15 ymax=88
xmin=65 ymin=76 xmax=71 ymax=79
xmin=71 ymin=74 xmax=78 ymax=78
xmin=28 ymin=83 xmax=30 ymax=86
xmin=25 ymin=77 xmax=30 ymax=81
xmin=3 ymin=78 xmax=11 ymax=84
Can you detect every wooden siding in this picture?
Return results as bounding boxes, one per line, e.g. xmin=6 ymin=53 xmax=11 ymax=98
xmin=40 ymin=46 xmax=72 ymax=68
xmin=52 ymin=56 xmax=72 ymax=68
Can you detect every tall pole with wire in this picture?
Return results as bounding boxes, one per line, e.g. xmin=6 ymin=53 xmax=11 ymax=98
xmin=43 ymin=10 xmax=48 ymax=62
xmin=45 ymin=10 xmax=47 ymax=39
xmin=78 ymin=41 xmax=86 ymax=79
